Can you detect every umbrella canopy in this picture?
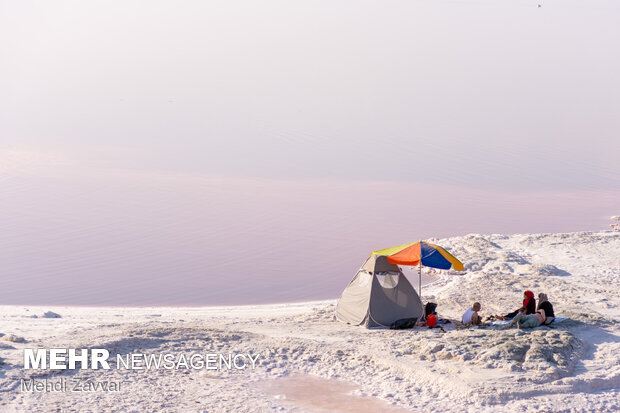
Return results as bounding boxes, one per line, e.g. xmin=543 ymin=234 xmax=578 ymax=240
xmin=373 ymin=241 xmax=463 ymax=271
xmin=373 ymin=241 xmax=463 ymax=318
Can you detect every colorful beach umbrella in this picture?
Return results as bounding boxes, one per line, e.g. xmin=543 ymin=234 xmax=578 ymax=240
xmin=373 ymin=241 xmax=463 ymax=310
xmin=373 ymin=241 xmax=463 ymax=270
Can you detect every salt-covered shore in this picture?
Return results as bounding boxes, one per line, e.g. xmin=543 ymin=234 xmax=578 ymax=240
xmin=1 ymin=231 xmax=619 ymax=412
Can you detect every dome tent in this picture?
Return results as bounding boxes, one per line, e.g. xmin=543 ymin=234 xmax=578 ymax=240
xmin=336 ymin=254 xmax=424 ymax=328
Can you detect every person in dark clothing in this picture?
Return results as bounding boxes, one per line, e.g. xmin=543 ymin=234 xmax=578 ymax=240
xmin=495 ymin=290 xmax=536 ymax=320
xmin=424 ymin=302 xmax=438 ymax=320
xmin=537 ymin=293 xmax=555 ymax=325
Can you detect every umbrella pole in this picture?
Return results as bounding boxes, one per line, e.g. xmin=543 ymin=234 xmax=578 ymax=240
xmin=418 ymin=261 xmax=422 ymax=313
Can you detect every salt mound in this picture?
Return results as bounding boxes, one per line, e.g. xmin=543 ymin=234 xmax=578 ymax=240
xmin=42 ymin=311 xmax=61 ymax=318
xmin=529 ymin=264 xmax=571 ymax=277
xmin=0 ymin=334 xmax=25 ymax=343
xmin=410 ymin=329 xmax=583 ymax=381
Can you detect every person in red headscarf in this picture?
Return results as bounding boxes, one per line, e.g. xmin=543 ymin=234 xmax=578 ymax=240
xmin=495 ymin=291 xmax=536 ymax=320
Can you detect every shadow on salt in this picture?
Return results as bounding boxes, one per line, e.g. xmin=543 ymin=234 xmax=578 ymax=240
xmin=260 ymin=374 xmax=415 ymax=412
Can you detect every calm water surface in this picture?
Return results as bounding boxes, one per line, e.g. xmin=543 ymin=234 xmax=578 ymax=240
xmin=1 ymin=169 xmax=617 ymax=305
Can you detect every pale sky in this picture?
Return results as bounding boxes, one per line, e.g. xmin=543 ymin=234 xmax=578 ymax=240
xmin=1 ymin=0 xmax=619 ymax=304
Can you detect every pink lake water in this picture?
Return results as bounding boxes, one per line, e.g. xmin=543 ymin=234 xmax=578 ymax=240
xmin=260 ymin=374 xmax=415 ymax=412
xmin=2 ymin=0 xmax=620 ymax=305
xmin=1 ymin=167 xmax=618 ymax=306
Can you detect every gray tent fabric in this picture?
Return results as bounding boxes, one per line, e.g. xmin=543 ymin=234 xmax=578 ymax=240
xmin=336 ymin=255 xmax=424 ymax=328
